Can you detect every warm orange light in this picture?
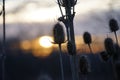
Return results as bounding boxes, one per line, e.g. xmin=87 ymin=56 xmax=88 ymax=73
xmin=20 ymin=40 xmax=31 ymax=50
xmin=39 ymin=36 xmax=53 ymax=48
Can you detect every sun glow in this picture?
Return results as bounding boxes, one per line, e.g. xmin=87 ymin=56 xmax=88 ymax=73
xmin=39 ymin=36 xmax=53 ymax=48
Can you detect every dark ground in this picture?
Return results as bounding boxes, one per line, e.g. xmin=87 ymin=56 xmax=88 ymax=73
xmin=0 ymin=51 xmax=117 ymax=80
xmin=0 ymin=41 xmax=119 ymax=80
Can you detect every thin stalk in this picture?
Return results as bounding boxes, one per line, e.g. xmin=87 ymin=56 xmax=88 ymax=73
xmin=59 ymin=44 xmax=64 ymax=80
xmin=66 ymin=6 xmax=79 ymax=80
xmin=2 ymin=0 xmax=6 ymax=80
xmin=88 ymin=44 xmax=92 ymax=53
xmin=57 ymin=0 xmax=64 ymax=17
xmin=111 ymin=58 xmax=118 ymax=80
xmin=114 ymin=31 xmax=118 ymax=44
xmin=69 ymin=56 xmax=75 ymax=80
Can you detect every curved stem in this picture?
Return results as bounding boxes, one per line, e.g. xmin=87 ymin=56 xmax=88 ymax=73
xmin=88 ymin=44 xmax=92 ymax=54
xmin=59 ymin=44 xmax=64 ymax=80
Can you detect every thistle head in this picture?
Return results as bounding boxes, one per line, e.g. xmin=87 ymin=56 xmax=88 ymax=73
xmin=109 ymin=18 xmax=119 ymax=32
xmin=100 ymin=51 xmax=110 ymax=62
xmin=104 ymin=38 xmax=116 ymax=56
xmin=53 ymin=23 xmax=65 ymax=44
xmin=79 ymin=55 xmax=91 ymax=74
xmin=67 ymin=41 xmax=76 ymax=55
xmin=83 ymin=32 xmax=92 ymax=45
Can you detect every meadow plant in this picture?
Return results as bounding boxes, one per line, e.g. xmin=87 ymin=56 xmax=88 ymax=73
xmin=100 ymin=51 xmax=110 ymax=62
xmin=58 ymin=0 xmax=77 ymax=7
xmin=53 ymin=23 xmax=65 ymax=44
xmin=53 ymin=22 xmax=65 ymax=80
xmin=79 ymin=55 xmax=91 ymax=80
xmin=104 ymin=37 xmax=119 ymax=80
xmin=104 ymin=37 xmax=116 ymax=56
xmin=83 ymin=32 xmax=92 ymax=53
xmin=67 ymin=41 xmax=76 ymax=55
xmin=109 ymin=19 xmax=119 ymax=44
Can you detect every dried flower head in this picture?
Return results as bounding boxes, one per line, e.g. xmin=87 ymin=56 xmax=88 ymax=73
xmin=67 ymin=41 xmax=76 ymax=55
xmin=53 ymin=23 xmax=65 ymax=44
xmin=79 ymin=55 xmax=91 ymax=75
xmin=58 ymin=0 xmax=77 ymax=7
xmin=83 ymin=32 xmax=92 ymax=45
xmin=104 ymin=38 xmax=116 ymax=56
xmin=100 ymin=51 xmax=109 ymax=62
xmin=109 ymin=18 xmax=119 ymax=32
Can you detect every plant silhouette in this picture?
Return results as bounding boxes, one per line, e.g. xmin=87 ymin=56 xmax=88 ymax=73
xmin=109 ymin=19 xmax=119 ymax=44
xmin=83 ymin=32 xmax=93 ymax=53
xmin=52 ymin=22 xmax=65 ymax=80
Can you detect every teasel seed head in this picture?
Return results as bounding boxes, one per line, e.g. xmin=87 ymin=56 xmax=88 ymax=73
xmin=83 ymin=32 xmax=92 ymax=45
xmin=100 ymin=51 xmax=110 ymax=62
xmin=109 ymin=18 xmax=119 ymax=32
xmin=58 ymin=0 xmax=77 ymax=7
xmin=67 ymin=41 xmax=76 ymax=55
xmin=79 ymin=55 xmax=91 ymax=75
xmin=53 ymin=23 xmax=65 ymax=44
xmin=104 ymin=38 xmax=116 ymax=56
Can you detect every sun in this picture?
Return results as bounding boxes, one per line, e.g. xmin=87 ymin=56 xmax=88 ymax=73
xmin=39 ymin=36 xmax=53 ymax=48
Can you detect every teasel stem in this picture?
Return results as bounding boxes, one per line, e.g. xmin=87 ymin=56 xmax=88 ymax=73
xmin=69 ymin=55 xmax=75 ymax=80
xmin=88 ymin=44 xmax=92 ymax=54
xmin=111 ymin=58 xmax=118 ymax=80
xmin=114 ymin=31 xmax=118 ymax=44
xmin=2 ymin=0 xmax=6 ymax=80
xmin=58 ymin=44 xmax=64 ymax=80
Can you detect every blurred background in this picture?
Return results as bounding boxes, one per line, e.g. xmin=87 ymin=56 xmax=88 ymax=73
xmin=0 ymin=0 xmax=120 ymax=80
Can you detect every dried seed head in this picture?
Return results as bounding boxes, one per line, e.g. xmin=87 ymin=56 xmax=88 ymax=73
xmin=53 ymin=23 xmax=65 ymax=44
xmin=67 ymin=41 xmax=76 ymax=55
xmin=58 ymin=0 xmax=77 ymax=7
xmin=109 ymin=18 xmax=119 ymax=32
xmin=104 ymin=38 xmax=116 ymax=56
xmin=100 ymin=51 xmax=109 ymax=62
xmin=79 ymin=55 xmax=91 ymax=75
xmin=83 ymin=32 xmax=92 ymax=44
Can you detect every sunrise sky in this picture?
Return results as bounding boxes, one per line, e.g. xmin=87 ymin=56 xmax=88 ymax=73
xmin=0 ymin=0 xmax=120 ymax=39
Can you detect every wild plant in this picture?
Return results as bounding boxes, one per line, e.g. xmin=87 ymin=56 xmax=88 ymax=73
xmin=100 ymin=51 xmax=110 ymax=62
xmin=83 ymin=32 xmax=92 ymax=53
xmin=79 ymin=55 xmax=91 ymax=80
xmin=53 ymin=22 xmax=65 ymax=80
xmin=109 ymin=19 xmax=119 ymax=44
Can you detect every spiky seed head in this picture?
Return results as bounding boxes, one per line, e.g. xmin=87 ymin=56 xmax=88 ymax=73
xmin=79 ymin=55 xmax=91 ymax=75
xmin=67 ymin=41 xmax=76 ymax=55
xmin=83 ymin=32 xmax=92 ymax=44
xmin=104 ymin=38 xmax=116 ymax=56
xmin=53 ymin=23 xmax=65 ymax=44
xmin=58 ymin=0 xmax=77 ymax=7
xmin=100 ymin=51 xmax=109 ymax=62
xmin=109 ymin=18 xmax=119 ymax=32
